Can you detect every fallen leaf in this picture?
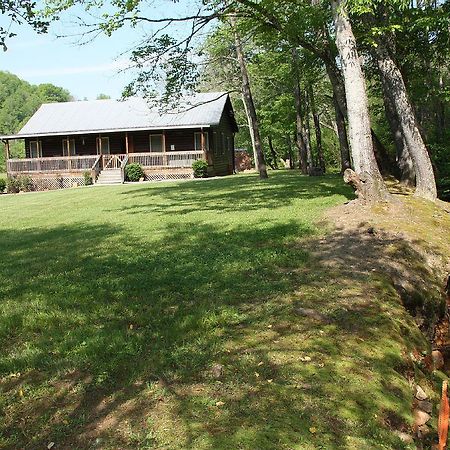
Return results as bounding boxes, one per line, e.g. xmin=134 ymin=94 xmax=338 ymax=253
xmin=215 ymin=401 xmax=225 ymax=407
xmin=257 ymin=361 xmax=264 ymax=366
xmin=254 ymin=372 xmax=260 ymax=378
xmin=19 ymin=389 xmax=24 ymax=398
xmin=267 ymin=379 xmax=273 ymax=383
xmin=309 ymin=427 xmax=317 ymax=434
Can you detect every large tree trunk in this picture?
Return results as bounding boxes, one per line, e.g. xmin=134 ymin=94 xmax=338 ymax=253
xmin=292 ymin=48 xmax=308 ymax=175
xmin=371 ymin=129 xmax=396 ymax=177
xmin=382 ymin=86 xmax=416 ymax=186
xmin=374 ymin=40 xmax=437 ymax=200
xmin=309 ymin=85 xmax=325 ymax=173
xmin=331 ymin=0 xmax=390 ymax=202
xmin=231 ymin=16 xmax=268 ymax=179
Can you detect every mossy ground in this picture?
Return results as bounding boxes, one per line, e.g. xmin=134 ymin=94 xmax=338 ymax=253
xmin=0 ymin=171 xmax=447 ymax=449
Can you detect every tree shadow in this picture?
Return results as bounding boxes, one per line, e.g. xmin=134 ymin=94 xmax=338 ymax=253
xmin=113 ymin=172 xmax=355 ymax=216
xmin=0 ymin=206 xmax=444 ymax=449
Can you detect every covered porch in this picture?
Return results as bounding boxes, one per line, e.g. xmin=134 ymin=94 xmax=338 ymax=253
xmin=3 ymin=128 xmax=209 ymax=184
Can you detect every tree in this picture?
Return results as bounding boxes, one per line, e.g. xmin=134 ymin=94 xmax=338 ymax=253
xmin=96 ymin=93 xmax=111 ymax=100
xmin=331 ymin=0 xmax=390 ymax=202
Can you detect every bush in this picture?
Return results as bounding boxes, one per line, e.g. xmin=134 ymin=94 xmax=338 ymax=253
xmin=0 ymin=178 xmax=5 ymax=193
xmin=192 ymin=159 xmax=208 ymax=178
xmin=6 ymin=177 xmax=20 ymax=194
xmin=83 ymin=171 xmax=93 ymax=186
xmin=125 ymin=163 xmax=145 ymax=182
xmin=6 ymin=176 xmax=33 ymax=193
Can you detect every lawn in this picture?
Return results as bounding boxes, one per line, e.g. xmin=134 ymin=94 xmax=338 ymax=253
xmin=0 ymin=171 xmax=445 ymax=449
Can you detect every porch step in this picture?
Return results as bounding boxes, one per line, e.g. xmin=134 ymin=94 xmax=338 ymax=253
xmin=96 ymin=169 xmax=123 ymax=185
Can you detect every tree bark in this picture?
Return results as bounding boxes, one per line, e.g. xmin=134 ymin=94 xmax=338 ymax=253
xmin=374 ymin=39 xmax=437 ymax=200
xmin=267 ymin=136 xmax=278 ymax=169
xmin=231 ymin=15 xmax=268 ymax=179
xmin=304 ymin=91 xmax=314 ymax=173
xmin=371 ymin=129 xmax=396 ymax=177
xmin=331 ymin=0 xmax=390 ymax=202
xmin=309 ymin=85 xmax=325 ymax=173
xmin=286 ymin=134 xmax=295 ymax=169
xmin=241 ymin=94 xmax=258 ymax=171
xmin=382 ymin=86 xmax=416 ymax=186
xmin=292 ymin=48 xmax=308 ymax=175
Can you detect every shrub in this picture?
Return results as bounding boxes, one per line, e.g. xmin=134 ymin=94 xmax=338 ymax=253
xmin=83 ymin=171 xmax=93 ymax=186
xmin=0 ymin=178 xmax=5 ymax=193
xmin=6 ymin=177 xmax=20 ymax=194
xmin=6 ymin=176 xmax=33 ymax=193
xmin=125 ymin=163 xmax=145 ymax=182
xmin=18 ymin=176 xmax=33 ymax=192
xmin=192 ymin=159 xmax=208 ymax=178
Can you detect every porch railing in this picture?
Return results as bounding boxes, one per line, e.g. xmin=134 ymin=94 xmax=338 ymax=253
xmin=7 ymin=155 xmax=99 ymax=174
xmin=128 ymin=151 xmax=204 ymax=168
xmin=7 ymin=151 xmax=205 ymax=175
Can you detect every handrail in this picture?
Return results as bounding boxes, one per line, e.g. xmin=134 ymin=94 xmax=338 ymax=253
xmin=90 ymin=154 xmax=102 ymax=184
xmin=120 ymin=155 xmax=129 ymax=183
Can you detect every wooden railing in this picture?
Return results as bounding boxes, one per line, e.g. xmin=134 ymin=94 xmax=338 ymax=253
xmin=7 ymin=151 xmax=204 ymax=175
xmin=128 ymin=151 xmax=204 ymax=168
xmin=7 ymin=155 xmax=99 ymax=174
xmin=91 ymin=155 xmax=102 ymax=183
xmin=102 ymin=154 xmax=128 ymax=170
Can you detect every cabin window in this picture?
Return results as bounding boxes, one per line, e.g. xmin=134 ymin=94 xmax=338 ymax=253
xmin=194 ymin=132 xmax=209 ymax=152
xmin=30 ymin=140 xmax=42 ymax=158
xmin=62 ymin=139 xmax=76 ymax=156
xmin=97 ymin=137 xmax=110 ymax=154
xmin=149 ymin=134 xmax=163 ymax=152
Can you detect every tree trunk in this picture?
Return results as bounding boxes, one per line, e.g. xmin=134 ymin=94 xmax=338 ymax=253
xmin=374 ymin=39 xmax=437 ymax=200
xmin=309 ymin=85 xmax=325 ymax=173
xmin=292 ymin=48 xmax=308 ymax=175
xmin=382 ymin=86 xmax=416 ymax=186
xmin=241 ymin=94 xmax=258 ymax=171
xmin=331 ymin=0 xmax=390 ymax=202
xmin=371 ymin=129 xmax=396 ymax=177
xmin=286 ymin=134 xmax=295 ymax=169
xmin=231 ymin=15 xmax=268 ymax=179
xmin=268 ymin=136 xmax=278 ymax=169
xmin=304 ymin=91 xmax=314 ymax=173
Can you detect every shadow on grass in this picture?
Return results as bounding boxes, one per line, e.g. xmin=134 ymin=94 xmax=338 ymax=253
xmin=0 ymin=205 xmax=445 ymax=449
xmin=113 ymin=172 xmax=355 ymax=216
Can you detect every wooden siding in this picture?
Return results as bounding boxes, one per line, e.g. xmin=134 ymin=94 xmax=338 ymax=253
xmin=209 ymin=110 xmax=235 ymax=176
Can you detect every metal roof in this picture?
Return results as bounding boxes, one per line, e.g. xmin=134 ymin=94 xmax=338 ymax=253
xmin=1 ymin=92 xmax=234 ymax=139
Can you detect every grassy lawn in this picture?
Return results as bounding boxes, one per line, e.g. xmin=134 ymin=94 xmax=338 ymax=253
xmin=0 ymin=171 xmax=445 ymax=449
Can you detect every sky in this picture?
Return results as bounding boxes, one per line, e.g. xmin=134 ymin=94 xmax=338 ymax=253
xmin=0 ymin=1 xmax=202 ymax=100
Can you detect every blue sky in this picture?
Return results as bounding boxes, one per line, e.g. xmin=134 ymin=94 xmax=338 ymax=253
xmin=0 ymin=1 xmax=202 ymax=100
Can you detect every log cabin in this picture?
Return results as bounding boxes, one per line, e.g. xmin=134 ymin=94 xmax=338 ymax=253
xmin=1 ymin=92 xmax=238 ymax=190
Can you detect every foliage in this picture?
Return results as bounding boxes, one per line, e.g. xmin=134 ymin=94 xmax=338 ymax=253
xmin=125 ymin=163 xmax=144 ymax=182
xmin=83 ymin=171 xmax=93 ymax=186
xmin=0 ymin=0 xmax=49 ymax=51
xmin=192 ymin=159 xmax=209 ymax=178
xmin=0 ymin=172 xmax=447 ymax=448
xmin=0 ymin=177 xmax=5 ymax=193
xmin=0 ymin=71 xmax=72 ymax=172
xmin=6 ymin=175 xmax=32 ymax=193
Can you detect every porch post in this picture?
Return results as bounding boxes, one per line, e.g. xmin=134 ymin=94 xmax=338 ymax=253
xmin=67 ymin=135 xmax=71 ymax=171
xmin=4 ymin=140 xmax=10 ymax=175
xmin=201 ymin=128 xmax=207 ymax=160
xmin=162 ymin=130 xmax=167 ymax=166
xmin=125 ymin=132 xmax=129 ymax=154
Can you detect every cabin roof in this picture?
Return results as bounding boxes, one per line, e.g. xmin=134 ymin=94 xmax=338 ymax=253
xmin=1 ymin=92 xmax=237 ymax=139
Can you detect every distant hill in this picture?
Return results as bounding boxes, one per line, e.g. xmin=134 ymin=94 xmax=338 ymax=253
xmin=0 ymin=71 xmax=73 ymax=171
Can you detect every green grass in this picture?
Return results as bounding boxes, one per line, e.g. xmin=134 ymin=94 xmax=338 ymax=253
xmin=0 ymin=171 xmax=442 ymax=449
